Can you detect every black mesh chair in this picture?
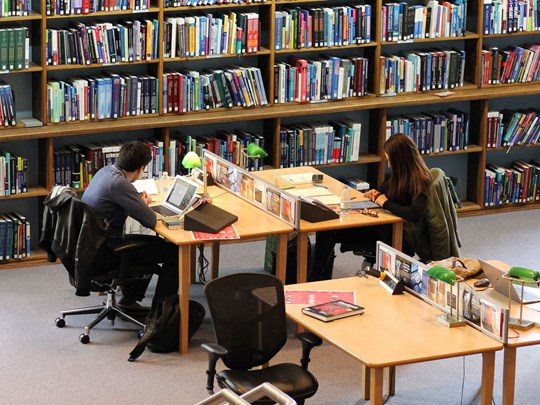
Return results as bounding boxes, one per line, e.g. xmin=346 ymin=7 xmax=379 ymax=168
xmin=202 ymin=273 xmax=322 ymax=404
xmin=40 ymin=186 xmax=160 ymax=344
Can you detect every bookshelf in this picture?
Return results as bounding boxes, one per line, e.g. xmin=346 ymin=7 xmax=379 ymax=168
xmin=1 ymin=0 xmax=540 ymax=267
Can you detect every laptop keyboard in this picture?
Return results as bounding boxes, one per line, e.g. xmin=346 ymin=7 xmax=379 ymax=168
xmin=150 ymin=205 xmax=178 ymax=217
xmin=514 ymin=285 xmax=540 ymax=302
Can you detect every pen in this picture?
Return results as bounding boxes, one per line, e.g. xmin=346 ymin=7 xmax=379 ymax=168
xmin=313 ymin=184 xmax=328 ymax=189
xmin=350 ymin=197 xmax=357 ymax=200
xmin=281 ymin=186 xmax=295 ymax=190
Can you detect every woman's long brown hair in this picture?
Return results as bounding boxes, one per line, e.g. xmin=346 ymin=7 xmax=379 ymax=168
xmin=384 ymin=133 xmax=431 ymax=201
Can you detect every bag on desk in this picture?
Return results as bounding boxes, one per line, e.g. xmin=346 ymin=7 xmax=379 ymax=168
xmin=428 ymin=257 xmax=482 ymax=279
xmin=128 ymin=295 xmax=205 ymax=361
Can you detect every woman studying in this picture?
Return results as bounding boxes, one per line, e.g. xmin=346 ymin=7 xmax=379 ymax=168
xmin=309 ymin=133 xmax=460 ymax=282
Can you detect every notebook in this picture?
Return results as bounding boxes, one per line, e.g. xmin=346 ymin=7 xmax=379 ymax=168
xmin=479 ymin=259 xmax=540 ymax=304
xmin=150 ymin=176 xmax=199 ymax=220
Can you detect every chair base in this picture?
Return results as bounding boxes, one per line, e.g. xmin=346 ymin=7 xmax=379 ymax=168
xmin=55 ymin=290 xmax=146 ymax=344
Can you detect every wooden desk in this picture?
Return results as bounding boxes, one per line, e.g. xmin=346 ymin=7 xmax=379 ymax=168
xmin=285 ymin=277 xmax=503 ymax=405
xmin=482 ymin=260 xmax=540 ymax=405
xmin=155 ymin=186 xmax=294 ymax=353
xmin=255 ymin=167 xmax=405 ymax=283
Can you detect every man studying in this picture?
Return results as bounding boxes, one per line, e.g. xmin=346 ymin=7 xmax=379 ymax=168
xmin=82 ymin=141 xmax=179 ymax=310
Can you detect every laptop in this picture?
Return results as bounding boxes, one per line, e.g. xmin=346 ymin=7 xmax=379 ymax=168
xmin=479 ymin=259 xmax=540 ymax=304
xmin=150 ymin=176 xmax=199 ymax=220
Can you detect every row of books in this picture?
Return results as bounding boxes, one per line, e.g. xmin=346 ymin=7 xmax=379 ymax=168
xmin=170 ymin=129 xmax=265 ymax=173
xmin=381 ymin=0 xmax=467 ymax=42
xmin=483 ymin=0 xmax=540 ymax=34
xmin=45 ymin=0 xmax=150 ymax=16
xmin=279 ymin=120 xmax=362 ymax=167
xmin=0 ymin=212 xmax=30 ymax=261
xmin=0 ymin=82 xmax=15 ymax=126
xmin=164 ymin=0 xmax=267 ymax=6
xmin=275 ymin=5 xmax=372 ymax=50
xmin=47 ymin=73 xmax=158 ymax=123
xmin=0 ymin=150 xmax=27 ymax=196
xmin=46 ymin=20 xmax=159 ymax=66
xmin=380 ymin=49 xmax=466 ymax=95
xmin=0 ymin=0 xmax=30 ymax=16
xmin=487 ymin=109 xmax=540 ymax=147
xmin=274 ymin=56 xmax=369 ymax=104
xmin=163 ymin=12 xmax=259 ymax=59
xmin=162 ymin=66 xmax=267 ymax=113
xmin=484 ymin=159 xmax=540 ymax=206
xmin=0 ymin=26 xmax=30 ymax=71
xmin=53 ymin=140 xmax=165 ymax=189
xmin=386 ymin=108 xmax=470 ymax=154
xmin=480 ymin=44 xmax=540 ymax=85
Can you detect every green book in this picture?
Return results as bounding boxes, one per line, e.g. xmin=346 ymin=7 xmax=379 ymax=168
xmin=13 ymin=27 xmax=25 ymax=70
xmin=0 ymin=29 xmax=8 ymax=71
xmin=6 ymin=28 xmax=15 ymax=70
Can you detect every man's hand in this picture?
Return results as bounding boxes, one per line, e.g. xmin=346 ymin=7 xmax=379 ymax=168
xmin=140 ymin=191 xmax=153 ymax=204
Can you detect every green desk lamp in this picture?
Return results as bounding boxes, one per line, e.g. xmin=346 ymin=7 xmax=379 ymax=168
xmin=504 ymin=267 xmax=540 ymax=331
xmin=182 ymin=151 xmax=211 ymax=199
xmin=242 ymin=143 xmax=268 ymax=170
xmin=427 ymin=266 xmax=466 ymax=327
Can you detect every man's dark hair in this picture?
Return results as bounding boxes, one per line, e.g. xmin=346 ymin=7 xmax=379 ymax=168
xmin=116 ymin=141 xmax=152 ymax=172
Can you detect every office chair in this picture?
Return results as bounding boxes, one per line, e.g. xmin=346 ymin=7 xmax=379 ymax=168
xmin=40 ymin=186 xmax=160 ymax=344
xmin=202 ymin=273 xmax=322 ymax=405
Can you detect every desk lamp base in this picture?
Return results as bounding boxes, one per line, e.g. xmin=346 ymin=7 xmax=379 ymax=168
xmin=436 ymin=314 xmax=467 ymax=328
xmin=509 ymin=318 xmax=535 ymax=331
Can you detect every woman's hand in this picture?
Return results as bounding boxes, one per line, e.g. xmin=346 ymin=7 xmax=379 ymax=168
xmin=375 ymin=194 xmax=388 ymax=207
xmin=364 ymin=189 xmax=381 ymax=202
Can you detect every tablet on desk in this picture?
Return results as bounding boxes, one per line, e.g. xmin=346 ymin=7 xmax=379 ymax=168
xmin=350 ymin=200 xmax=380 ymax=210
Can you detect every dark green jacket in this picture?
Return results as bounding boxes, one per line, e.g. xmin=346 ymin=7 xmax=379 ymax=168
xmin=404 ymin=168 xmax=461 ymax=262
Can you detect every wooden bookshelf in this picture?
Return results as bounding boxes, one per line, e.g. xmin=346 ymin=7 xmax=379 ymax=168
xmin=1 ymin=0 xmax=540 ymax=267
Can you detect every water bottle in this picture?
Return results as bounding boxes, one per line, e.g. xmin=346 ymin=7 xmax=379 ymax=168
xmin=159 ymin=171 xmax=172 ymax=198
xmin=340 ymin=185 xmax=351 ymax=217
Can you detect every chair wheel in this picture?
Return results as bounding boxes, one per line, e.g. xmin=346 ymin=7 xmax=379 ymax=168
xmin=55 ymin=317 xmax=66 ymax=328
xmin=79 ymin=333 xmax=90 ymax=344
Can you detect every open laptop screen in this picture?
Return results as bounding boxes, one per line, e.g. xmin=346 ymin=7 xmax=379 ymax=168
xmin=165 ymin=176 xmax=199 ymax=212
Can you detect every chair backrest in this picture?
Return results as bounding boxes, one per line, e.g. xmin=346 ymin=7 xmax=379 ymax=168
xmin=404 ymin=168 xmax=461 ymax=262
xmin=204 ymin=273 xmax=287 ymax=370
xmin=40 ymin=186 xmax=110 ymax=295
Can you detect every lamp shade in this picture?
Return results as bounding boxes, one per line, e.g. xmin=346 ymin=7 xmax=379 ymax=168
xmin=427 ymin=266 xmax=457 ymax=284
xmin=509 ymin=267 xmax=540 ymax=282
xmin=246 ymin=143 xmax=268 ymax=158
xmin=182 ymin=151 xmax=202 ymax=169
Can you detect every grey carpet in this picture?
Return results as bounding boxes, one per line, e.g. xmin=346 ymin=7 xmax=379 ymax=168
xmin=1 ymin=209 xmax=540 ymax=404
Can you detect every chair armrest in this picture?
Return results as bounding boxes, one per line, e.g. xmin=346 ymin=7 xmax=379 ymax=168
xmin=201 ymin=343 xmax=228 ymax=394
xmin=111 ymin=240 xmax=154 ymax=255
xmin=296 ymin=332 xmax=322 ymax=370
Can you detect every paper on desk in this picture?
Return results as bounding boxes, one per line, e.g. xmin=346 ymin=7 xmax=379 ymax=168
xmin=133 ymin=179 xmax=158 ymax=195
xmin=280 ymin=172 xmax=315 ymax=184
xmin=312 ymin=194 xmax=341 ymax=205
xmin=285 ymin=290 xmax=356 ymax=305
xmin=286 ymin=187 xmax=334 ymax=197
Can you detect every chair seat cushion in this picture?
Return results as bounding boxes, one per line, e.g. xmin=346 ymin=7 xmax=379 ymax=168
xmin=218 ymin=363 xmax=318 ymax=400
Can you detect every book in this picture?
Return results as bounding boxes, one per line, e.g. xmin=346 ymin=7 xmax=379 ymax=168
xmin=301 ymin=300 xmax=364 ymax=322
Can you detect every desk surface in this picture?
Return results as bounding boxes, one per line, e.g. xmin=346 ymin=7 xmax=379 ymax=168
xmin=285 ymin=277 xmax=503 ymax=368
xmin=155 ymin=185 xmax=293 ymax=244
xmin=254 ymin=167 xmax=404 ymax=233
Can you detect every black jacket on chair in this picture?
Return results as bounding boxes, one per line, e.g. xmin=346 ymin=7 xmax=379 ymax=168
xmin=39 ymin=187 xmax=110 ymax=296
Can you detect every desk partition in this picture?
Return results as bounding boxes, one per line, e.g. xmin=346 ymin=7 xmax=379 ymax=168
xmin=376 ymin=242 xmax=509 ymax=343
xmin=202 ymin=150 xmax=302 ymax=228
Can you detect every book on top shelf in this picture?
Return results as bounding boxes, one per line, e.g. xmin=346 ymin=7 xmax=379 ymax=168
xmin=301 ymin=300 xmax=364 ymax=322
